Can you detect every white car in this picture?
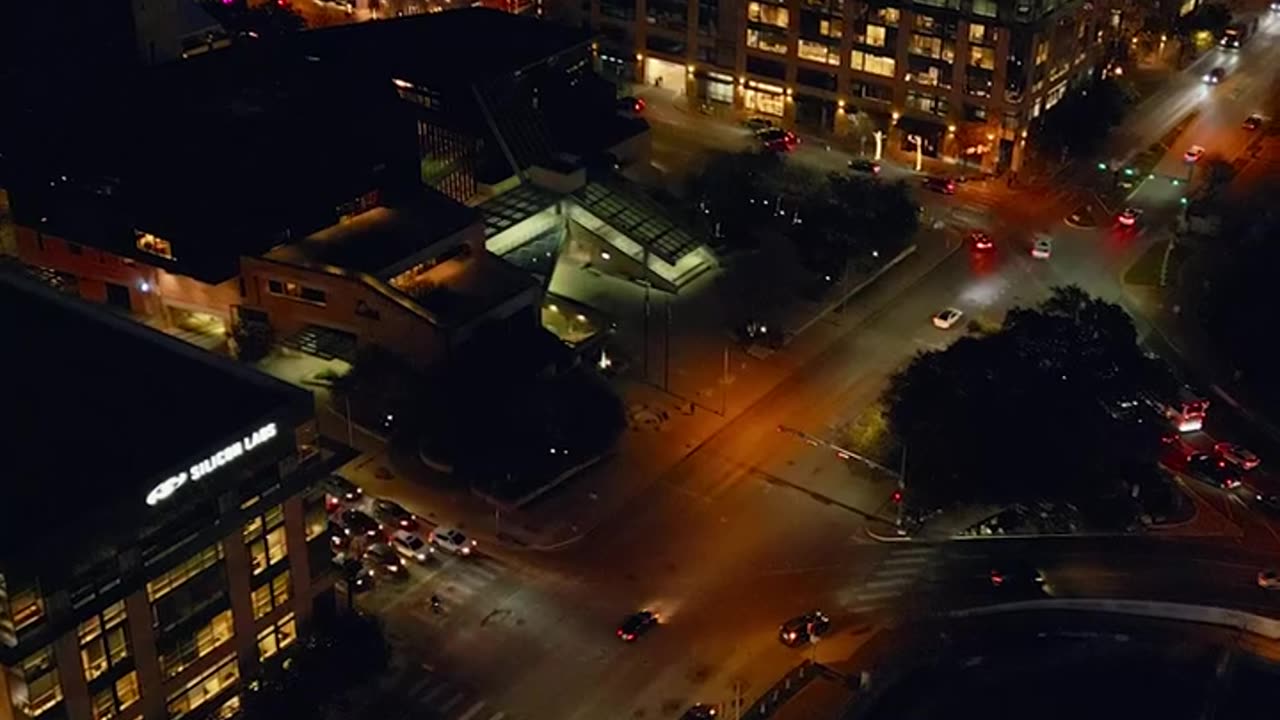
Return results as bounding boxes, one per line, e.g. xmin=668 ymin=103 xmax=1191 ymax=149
xmin=429 ymin=527 xmax=477 ymax=556
xmin=390 ymin=530 xmax=435 ymax=564
xmin=1031 ymin=237 xmax=1052 ymax=259
xmin=1183 ymin=145 xmax=1206 ymax=163
xmin=932 ymin=308 xmax=964 ymax=330
xmin=1259 ymin=569 xmax=1280 ymax=589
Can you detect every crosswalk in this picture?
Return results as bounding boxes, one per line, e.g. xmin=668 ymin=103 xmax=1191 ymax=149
xmin=380 ymin=555 xmax=508 ymax=624
xmin=383 ymin=660 xmax=518 ymax=720
xmin=843 ymin=545 xmax=939 ymax=617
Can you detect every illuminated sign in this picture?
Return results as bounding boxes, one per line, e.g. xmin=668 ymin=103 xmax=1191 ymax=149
xmin=146 ymin=423 xmax=279 ymax=506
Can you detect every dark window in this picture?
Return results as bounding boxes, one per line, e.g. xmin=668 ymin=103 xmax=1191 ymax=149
xmin=746 ymin=55 xmax=787 ymax=79
xmin=697 ymin=0 xmax=718 ymax=35
xmin=68 ymin=242 xmax=82 ymax=255
xmin=646 ymin=35 xmax=687 ymax=55
xmin=300 ymin=287 xmax=327 ymax=305
xmin=600 ymin=0 xmax=635 ymax=21
xmin=796 ymin=68 xmax=837 ymax=91
xmin=697 ymin=45 xmax=717 ymax=63
xmin=267 ymin=280 xmax=283 ymax=295
xmin=851 ymin=81 xmax=893 ymax=102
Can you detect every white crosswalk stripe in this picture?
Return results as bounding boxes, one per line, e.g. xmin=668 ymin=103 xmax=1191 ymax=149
xmin=389 ymin=663 xmax=521 ymax=720
xmin=844 ymin=547 xmax=941 ymax=616
xmin=406 ymin=556 xmax=508 ymax=624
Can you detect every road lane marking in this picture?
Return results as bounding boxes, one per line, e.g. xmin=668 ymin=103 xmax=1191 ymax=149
xmin=486 ymin=713 xmax=506 ymax=720
xmin=882 ymin=555 xmax=932 ymax=567
xmin=420 ymin=683 xmax=453 ymax=704
xmin=850 ymin=588 xmax=904 ymax=602
xmin=409 ymin=676 xmax=435 ymax=697
xmin=440 ymin=692 xmax=469 ymax=712
xmin=457 ymin=702 xmax=488 ymax=720
xmin=873 ymin=566 xmax=924 ymax=577
xmin=864 ymin=578 xmax=910 ymax=589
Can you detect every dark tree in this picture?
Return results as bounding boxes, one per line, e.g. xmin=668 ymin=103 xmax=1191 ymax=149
xmin=1174 ymin=2 xmax=1231 ymax=39
xmin=1033 ymin=76 xmax=1127 ymax=160
xmin=202 ymin=0 xmax=307 ymax=38
xmin=884 ymin=286 xmax=1158 ymax=513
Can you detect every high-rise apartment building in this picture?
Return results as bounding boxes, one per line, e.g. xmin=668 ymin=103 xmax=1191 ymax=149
xmin=552 ymin=0 xmax=1120 ymax=171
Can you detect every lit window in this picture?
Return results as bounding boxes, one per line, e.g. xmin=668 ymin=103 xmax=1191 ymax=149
xmin=147 ymin=545 xmax=223 ymax=602
xmin=77 ymin=603 xmax=129 ymax=682
xmin=851 ymin=50 xmax=896 ymax=77
xmin=256 ymin=613 xmax=297 ymax=661
xmin=19 ymin=646 xmax=62 ymax=717
xmin=746 ymin=1 xmax=788 ymax=27
xmin=9 ymin=584 xmax=45 ymax=633
xmin=245 ymin=507 xmax=288 ymax=575
xmin=798 ymin=39 xmax=839 ymax=65
xmin=861 ymin=23 xmax=886 ymax=47
xmin=166 ymin=654 xmax=240 ymax=720
xmin=746 ymin=27 xmax=788 ymax=54
xmin=159 ymin=610 xmax=234 ymax=679
xmin=874 ymin=6 xmax=899 ymax=26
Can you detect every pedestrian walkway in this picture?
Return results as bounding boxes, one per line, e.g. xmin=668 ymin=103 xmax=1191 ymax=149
xmin=396 ymin=557 xmax=508 ymax=628
xmin=381 ymin=661 xmax=519 ymax=720
xmin=842 ymin=546 xmax=939 ymax=618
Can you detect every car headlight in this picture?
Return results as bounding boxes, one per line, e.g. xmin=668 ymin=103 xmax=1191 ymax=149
xmin=415 ymin=553 xmax=426 ymax=561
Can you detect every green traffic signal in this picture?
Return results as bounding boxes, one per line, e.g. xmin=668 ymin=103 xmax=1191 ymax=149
xmin=1097 ymin=162 xmax=1108 ymax=171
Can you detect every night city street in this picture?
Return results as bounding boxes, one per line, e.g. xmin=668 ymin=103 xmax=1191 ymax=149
xmin=5 ymin=1 xmax=1280 ymax=719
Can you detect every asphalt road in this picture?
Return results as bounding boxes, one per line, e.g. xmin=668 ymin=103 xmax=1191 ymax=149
xmin=349 ymin=21 xmax=1280 ymax=720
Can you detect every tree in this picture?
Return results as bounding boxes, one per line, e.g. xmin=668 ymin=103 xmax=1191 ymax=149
xmin=686 ymin=151 xmax=786 ymax=248
xmin=884 ymin=286 xmax=1158 ymax=513
xmin=1033 ymin=76 xmax=1127 ymax=160
xmin=793 ymin=175 xmax=918 ymax=276
xmin=1174 ymin=2 xmax=1231 ymax=39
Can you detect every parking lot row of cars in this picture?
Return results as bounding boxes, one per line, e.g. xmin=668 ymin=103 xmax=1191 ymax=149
xmin=323 ymin=475 xmax=478 ymax=591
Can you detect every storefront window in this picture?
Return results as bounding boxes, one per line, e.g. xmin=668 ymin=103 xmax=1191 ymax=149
xmin=706 ymin=79 xmax=734 ymax=104
xmin=744 ymin=88 xmax=786 ymax=117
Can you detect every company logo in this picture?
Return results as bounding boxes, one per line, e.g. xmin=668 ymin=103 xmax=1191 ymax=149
xmin=146 ymin=423 xmax=279 ymax=506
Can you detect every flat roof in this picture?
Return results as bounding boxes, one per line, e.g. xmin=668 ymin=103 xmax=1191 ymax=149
xmin=294 ymin=8 xmax=591 ymax=85
xmin=270 ymin=191 xmax=480 ymax=276
xmin=0 ymin=272 xmax=310 ymax=556
xmin=397 ymin=251 xmax=538 ymax=329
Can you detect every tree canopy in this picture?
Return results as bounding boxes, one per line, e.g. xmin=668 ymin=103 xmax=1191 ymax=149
xmin=1032 ymin=76 xmax=1127 ymax=160
xmin=883 ymin=286 xmax=1162 ymax=512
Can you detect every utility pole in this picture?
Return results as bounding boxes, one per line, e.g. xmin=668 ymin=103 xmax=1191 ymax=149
xmin=344 ymin=395 xmax=354 ymax=447
xmin=732 ymin=680 xmax=745 ymax=720
xmin=720 ymin=344 xmax=729 ymax=417
xmin=663 ymin=297 xmax=672 ymax=392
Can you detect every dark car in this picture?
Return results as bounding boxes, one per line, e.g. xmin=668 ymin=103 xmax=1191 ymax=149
xmin=325 ymin=474 xmax=362 ymax=503
xmin=779 ymin=610 xmax=830 ymax=647
xmin=681 ymin=704 xmax=719 ymax=720
xmin=1252 ymin=490 xmax=1280 ymax=513
xmin=1244 ymin=114 xmax=1264 ymax=130
xmin=848 ymin=158 xmax=882 ymax=175
xmin=364 ymin=543 xmax=407 ymax=578
xmin=988 ymin=563 xmax=1046 ymax=589
xmin=1203 ymin=67 xmax=1226 ymax=84
xmin=744 ymin=116 xmax=776 ymax=132
xmin=617 ymin=610 xmax=660 ymax=641
xmin=616 ymin=96 xmax=646 ymax=114
xmin=923 ymin=176 xmax=956 ymax=194
xmin=372 ymin=498 xmax=419 ymax=531
xmin=1186 ymin=452 xmax=1243 ymax=489
xmin=337 ymin=557 xmax=374 ymax=592
xmin=340 ymin=509 xmax=383 ymax=538
xmin=758 ymin=128 xmax=799 ymax=152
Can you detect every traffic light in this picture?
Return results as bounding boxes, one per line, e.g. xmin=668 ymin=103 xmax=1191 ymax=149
xmin=1096 ymin=162 xmax=1108 ymax=171
xmin=891 ymin=490 xmax=903 ymax=504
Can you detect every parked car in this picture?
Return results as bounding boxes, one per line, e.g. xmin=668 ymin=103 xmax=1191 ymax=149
xmin=1186 ymin=452 xmax=1243 ymax=489
xmin=364 ymin=543 xmax=407 ymax=578
xmin=429 ymin=527 xmax=477 ymax=556
xmin=373 ymin=498 xmax=420 ymax=531
xmin=324 ymin=474 xmax=362 ymax=503
xmin=1117 ymin=207 xmax=1143 ymax=227
xmin=1243 ymin=114 xmax=1264 ymax=130
xmin=617 ymin=610 xmax=660 ymax=641
xmin=779 ymin=610 xmax=830 ymax=647
xmin=1031 ymin=237 xmax=1052 ymax=259
xmin=616 ymin=96 xmax=645 ymax=114
xmin=390 ymin=530 xmax=435 ymax=564
xmin=340 ymin=509 xmax=382 ymax=538
xmin=1215 ymin=442 xmax=1261 ymax=470
xmin=681 ymin=704 xmax=719 ymax=719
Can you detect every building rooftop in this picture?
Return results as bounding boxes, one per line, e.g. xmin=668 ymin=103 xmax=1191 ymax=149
xmin=394 ymin=250 xmax=539 ymax=330
xmin=0 ymin=272 xmax=310 ymax=558
xmin=294 ymin=8 xmax=591 ymax=86
xmin=270 ymin=191 xmax=481 ymax=277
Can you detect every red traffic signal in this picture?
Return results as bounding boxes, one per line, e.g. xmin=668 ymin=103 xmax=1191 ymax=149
xmin=891 ymin=490 xmax=903 ymax=504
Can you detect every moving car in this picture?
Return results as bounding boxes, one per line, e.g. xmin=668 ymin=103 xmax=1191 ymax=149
xmin=616 ymin=96 xmax=645 ymax=114
xmin=1244 ymin=114 xmax=1264 ymax=131
xmin=390 ymin=530 xmax=435 ymax=564
xmin=364 ymin=543 xmax=407 ymax=578
xmin=1203 ymin=67 xmax=1225 ymax=84
xmin=681 ymin=704 xmax=719 ymax=719
xmin=779 ymin=610 xmax=830 ymax=647
xmin=1186 ymin=452 xmax=1243 ymax=489
xmin=617 ymin=610 xmax=659 ymax=641
xmin=1183 ymin=145 xmax=1206 ymax=163
xmin=968 ymin=230 xmax=995 ymax=252
xmin=429 ymin=527 xmax=477 ymax=556
xmin=1214 ymin=442 xmax=1261 ymax=470
xmin=932 ymin=308 xmax=964 ymax=330
xmin=373 ymin=498 xmax=420 ymax=531
xmin=1258 ymin=569 xmax=1280 ymax=589
xmin=336 ymin=556 xmax=375 ymax=592
xmin=922 ymin=176 xmax=956 ymax=194
xmin=848 ymin=158 xmax=882 ymax=175
xmin=1031 ymin=237 xmax=1052 ymax=259
xmin=989 ymin=564 xmax=1046 ymax=589
xmin=1116 ymin=207 xmax=1143 ymax=227
xmin=325 ymin=474 xmax=363 ymax=503
xmin=340 ymin=509 xmax=382 ymax=539
xmin=758 ymin=128 xmax=799 ymax=152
